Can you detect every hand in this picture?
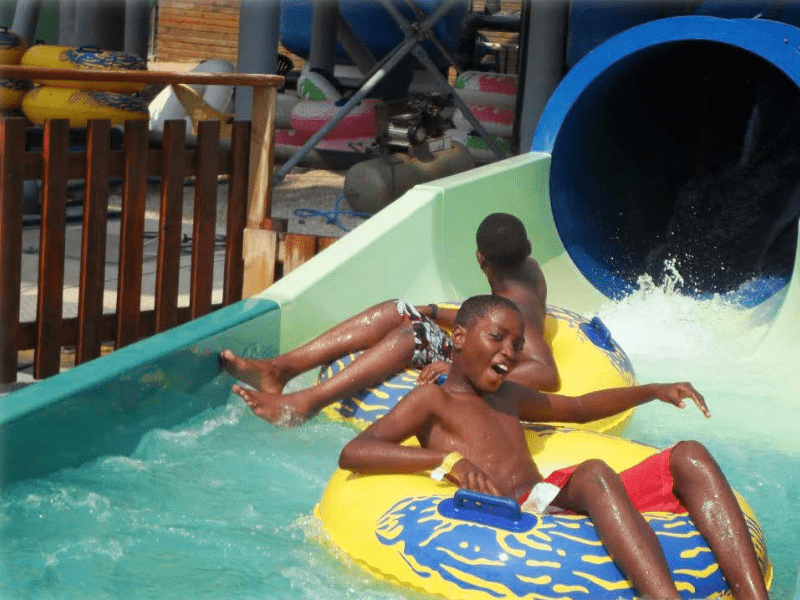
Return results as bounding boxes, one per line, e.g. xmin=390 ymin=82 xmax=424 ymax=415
xmin=417 ymin=361 xmax=451 ymax=385
xmin=655 ymin=382 xmax=710 ymax=418
xmin=448 ymin=457 xmax=500 ymax=496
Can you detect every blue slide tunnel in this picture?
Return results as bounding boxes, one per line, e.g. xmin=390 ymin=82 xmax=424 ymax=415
xmin=532 ymin=16 xmax=800 ymax=306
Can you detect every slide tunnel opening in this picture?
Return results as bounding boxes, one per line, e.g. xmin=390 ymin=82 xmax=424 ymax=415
xmin=541 ymin=27 xmax=800 ymax=305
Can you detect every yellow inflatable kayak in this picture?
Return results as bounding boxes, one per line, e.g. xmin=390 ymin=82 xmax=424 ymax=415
xmin=320 ymin=305 xmax=637 ymax=434
xmin=0 ymin=27 xmax=30 ymax=111
xmin=21 ymin=44 xmax=146 ymax=93
xmin=315 ymin=426 xmax=772 ymax=600
xmin=0 ymin=76 xmax=31 ymax=111
xmin=22 ymin=86 xmax=149 ymax=126
xmin=0 ymin=26 xmax=27 ymax=65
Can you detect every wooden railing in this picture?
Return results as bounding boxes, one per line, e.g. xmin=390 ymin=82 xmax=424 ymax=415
xmin=0 ymin=67 xmax=338 ymax=384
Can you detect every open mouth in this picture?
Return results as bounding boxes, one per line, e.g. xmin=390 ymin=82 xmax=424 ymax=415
xmin=492 ymin=363 xmax=509 ymax=375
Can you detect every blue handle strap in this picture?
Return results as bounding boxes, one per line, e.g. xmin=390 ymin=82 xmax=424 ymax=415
xmin=438 ymin=489 xmax=534 ymax=533
xmin=579 ymin=315 xmax=617 ymax=352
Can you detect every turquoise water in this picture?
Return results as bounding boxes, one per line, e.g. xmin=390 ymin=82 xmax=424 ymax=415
xmin=1 ymin=282 xmax=798 ymax=599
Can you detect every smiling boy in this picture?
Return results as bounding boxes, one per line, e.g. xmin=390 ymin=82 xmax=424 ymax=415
xmin=339 ymin=295 xmax=769 ymax=600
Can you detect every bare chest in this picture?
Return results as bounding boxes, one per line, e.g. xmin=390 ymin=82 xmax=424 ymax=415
xmin=429 ymin=401 xmax=541 ymax=497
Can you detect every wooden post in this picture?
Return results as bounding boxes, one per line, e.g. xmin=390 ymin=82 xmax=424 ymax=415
xmin=189 ymin=120 xmax=220 ymax=320
xmin=242 ymin=85 xmax=279 ymax=297
xmin=0 ymin=118 xmax=25 ymax=383
xmin=34 ymin=119 xmax=70 ymax=379
xmin=282 ymin=233 xmax=319 ymax=275
xmin=116 ymin=119 xmax=149 ymax=348
xmin=76 ymin=120 xmax=111 ymax=362
xmin=154 ymin=119 xmax=188 ymax=332
xmin=223 ymin=121 xmax=251 ymax=305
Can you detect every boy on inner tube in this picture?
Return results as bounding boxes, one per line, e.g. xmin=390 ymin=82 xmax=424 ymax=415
xmin=220 ymin=213 xmax=560 ymax=425
xmin=339 ymin=295 xmax=768 ymax=600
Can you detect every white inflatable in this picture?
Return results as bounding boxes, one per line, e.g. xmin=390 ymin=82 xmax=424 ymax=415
xmin=148 ymin=59 xmax=235 ymax=142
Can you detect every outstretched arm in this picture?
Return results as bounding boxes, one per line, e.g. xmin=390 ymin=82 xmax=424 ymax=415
xmin=517 ymin=381 xmax=709 ymax=423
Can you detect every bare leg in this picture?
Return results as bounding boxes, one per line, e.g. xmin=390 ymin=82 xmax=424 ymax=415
xmin=670 ymin=441 xmax=769 ymax=600
xmin=233 ymin=323 xmax=417 ymax=425
xmin=221 ymin=300 xmax=406 ymax=392
xmin=553 ymin=459 xmax=682 ymax=600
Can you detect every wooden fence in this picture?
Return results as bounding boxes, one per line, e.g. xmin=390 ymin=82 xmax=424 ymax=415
xmin=0 ymin=68 xmax=338 ymax=385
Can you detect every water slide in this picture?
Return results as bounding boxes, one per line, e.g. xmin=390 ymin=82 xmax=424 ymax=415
xmin=530 ymin=15 xmax=800 ymax=360
xmin=2 ymin=14 xmax=799 ymax=491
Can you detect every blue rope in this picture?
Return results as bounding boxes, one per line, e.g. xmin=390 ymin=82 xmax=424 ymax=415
xmin=293 ymin=194 xmax=373 ymax=232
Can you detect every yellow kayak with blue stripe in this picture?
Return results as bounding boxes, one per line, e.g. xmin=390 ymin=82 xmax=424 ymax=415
xmin=22 ymin=86 xmax=149 ymax=126
xmin=21 ymin=44 xmax=146 ymax=93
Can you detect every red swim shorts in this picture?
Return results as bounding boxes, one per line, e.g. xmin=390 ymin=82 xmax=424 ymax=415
xmin=545 ymin=448 xmax=688 ymax=514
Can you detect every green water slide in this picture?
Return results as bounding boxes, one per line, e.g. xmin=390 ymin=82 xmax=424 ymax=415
xmin=2 ymin=146 xmax=799 ymax=487
xmin=0 ymin=153 xmax=555 ymax=486
xmin=265 ymin=152 xmax=607 ymax=352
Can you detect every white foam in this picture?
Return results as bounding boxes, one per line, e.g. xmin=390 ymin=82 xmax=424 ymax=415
xmin=596 ymin=265 xmax=800 ymax=454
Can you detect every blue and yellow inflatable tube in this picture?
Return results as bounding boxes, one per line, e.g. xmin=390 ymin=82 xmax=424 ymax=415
xmin=319 ymin=305 xmax=636 ymax=434
xmin=0 ymin=27 xmax=27 ymax=65
xmin=22 ymin=86 xmax=149 ymax=126
xmin=0 ymin=27 xmax=30 ymax=111
xmin=21 ymin=44 xmax=147 ymax=93
xmin=314 ymin=426 xmax=772 ymax=600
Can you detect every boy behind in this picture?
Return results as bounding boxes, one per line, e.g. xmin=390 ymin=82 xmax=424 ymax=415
xmin=221 ymin=213 xmax=558 ymax=425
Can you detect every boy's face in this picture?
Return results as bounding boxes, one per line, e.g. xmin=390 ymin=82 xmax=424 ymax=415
xmin=453 ymin=306 xmax=524 ymax=393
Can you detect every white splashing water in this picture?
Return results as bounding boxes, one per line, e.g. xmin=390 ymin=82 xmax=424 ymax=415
xmin=594 ymin=265 xmax=800 ymax=599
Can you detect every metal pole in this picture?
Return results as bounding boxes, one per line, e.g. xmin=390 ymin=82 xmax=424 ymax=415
xmin=235 ymin=0 xmax=280 ymax=121
xmin=11 ymin=0 xmax=42 ymax=45
xmin=58 ymin=0 xmax=77 ymax=46
xmin=307 ymin=0 xmax=338 ymax=74
xmin=124 ymin=0 xmax=151 ymax=60
xmin=516 ymin=0 xmax=568 ymax=152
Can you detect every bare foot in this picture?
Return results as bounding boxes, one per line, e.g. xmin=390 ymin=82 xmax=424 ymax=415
xmin=232 ymin=384 xmax=310 ymax=427
xmin=220 ymin=349 xmax=288 ymax=393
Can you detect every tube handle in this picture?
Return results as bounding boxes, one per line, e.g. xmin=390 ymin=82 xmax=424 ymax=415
xmin=455 ymin=489 xmax=522 ymax=520
xmin=579 ymin=316 xmax=616 ymax=351
xmin=437 ymin=489 xmax=534 ymax=532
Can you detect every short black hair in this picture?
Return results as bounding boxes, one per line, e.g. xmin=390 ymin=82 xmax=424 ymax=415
xmin=454 ymin=294 xmax=522 ymax=329
xmin=476 ymin=213 xmax=532 ymax=267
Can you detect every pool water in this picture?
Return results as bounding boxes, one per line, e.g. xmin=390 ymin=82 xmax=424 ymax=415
xmin=1 ymin=280 xmax=799 ymax=599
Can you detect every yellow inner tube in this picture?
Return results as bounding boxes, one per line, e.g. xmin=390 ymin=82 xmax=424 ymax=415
xmin=0 ymin=27 xmax=27 ymax=65
xmin=320 ymin=305 xmax=636 ymax=435
xmin=22 ymin=86 xmax=149 ymax=127
xmin=314 ymin=426 xmax=772 ymax=600
xmin=21 ymin=44 xmax=146 ymax=93
xmin=0 ymin=76 xmax=31 ymax=111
